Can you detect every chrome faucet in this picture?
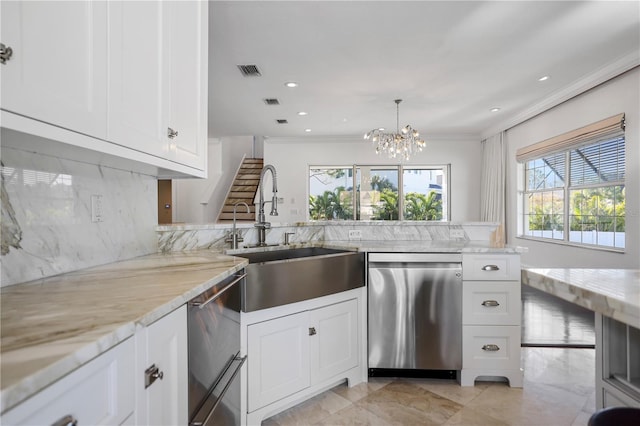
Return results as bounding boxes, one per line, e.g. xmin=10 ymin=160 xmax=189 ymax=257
xmin=255 ymin=164 xmax=278 ymax=246
xmin=225 ymin=202 xmax=250 ymax=249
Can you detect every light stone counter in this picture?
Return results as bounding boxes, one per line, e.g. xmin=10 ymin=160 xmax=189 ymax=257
xmin=226 ymin=240 xmax=526 ymax=255
xmin=0 ymin=251 xmax=247 ymax=413
xmin=522 ymin=268 xmax=640 ymax=327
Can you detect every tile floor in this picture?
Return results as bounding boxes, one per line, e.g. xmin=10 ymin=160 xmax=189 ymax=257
xmin=263 ymin=347 xmax=596 ymax=426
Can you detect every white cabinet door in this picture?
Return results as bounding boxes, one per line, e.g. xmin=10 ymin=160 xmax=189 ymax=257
xmin=136 ymin=306 xmax=188 ymax=426
xmin=310 ymin=299 xmax=358 ymax=385
xmin=107 ymin=0 xmax=168 ymax=158
xmin=0 ymin=1 xmax=107 ymax=138
xmin=2 ymin=338 xmax=135 ymax=426
xmin=164 ymin=0 xmax=207 ymax=171
xmin=247 ymin=311 xmax=310 ymax=412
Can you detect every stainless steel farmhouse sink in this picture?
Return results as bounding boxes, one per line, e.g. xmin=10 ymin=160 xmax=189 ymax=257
xmin=235 ymin=247 xmax=365 ymax=312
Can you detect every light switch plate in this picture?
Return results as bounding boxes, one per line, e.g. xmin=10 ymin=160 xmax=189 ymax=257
xmin=348 ymin=230 xmax=362 ymax=239
xmin=91 ymin=194 xmax=104 ymax=222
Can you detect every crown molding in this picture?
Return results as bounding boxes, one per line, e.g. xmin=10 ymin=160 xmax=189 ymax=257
xmin=480 ymin=51 xmax=640 ymax=139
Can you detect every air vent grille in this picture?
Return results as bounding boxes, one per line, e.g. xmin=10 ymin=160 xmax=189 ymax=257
xmin=237 ymin=64 xmax=262 ymax=77
xmin=264 ymin=98 xmax=280 ymax=105
xmin=276 ymin=119 xmax=288 ymax=124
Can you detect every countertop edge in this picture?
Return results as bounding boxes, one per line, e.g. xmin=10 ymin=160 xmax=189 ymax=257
xmin=521 ymin=268 xmax=640 ymax=328
xmin=0 ymin=256 xmax=247 ymax=414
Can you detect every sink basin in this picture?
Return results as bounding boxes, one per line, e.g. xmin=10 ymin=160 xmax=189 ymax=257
xmin=234 ymin=247 xmax=365 ymax=312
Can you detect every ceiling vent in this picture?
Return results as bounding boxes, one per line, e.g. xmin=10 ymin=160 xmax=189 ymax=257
xmin=276 ymin=119 xmax=288 ymax=124
xmin=263 ymin=98 xmax=280 ymax=105
xmin=237 ymin=64 xmax=261 ymax=77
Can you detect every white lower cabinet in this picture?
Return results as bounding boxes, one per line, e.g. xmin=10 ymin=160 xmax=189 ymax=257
xmin=247 ymin=311 xmax=310 ymax=411
xmin=246 ymin=297 xmax=360 ymax=423
xmin=2 ymin=306 xmax=188 ymax=426
xmin=2 ymin=338 xmax=135 ymax=426
xmin=135 ymin=305 xmax=188 ymax=426
xmin=460 ymin=254 xmax=522 ymax=387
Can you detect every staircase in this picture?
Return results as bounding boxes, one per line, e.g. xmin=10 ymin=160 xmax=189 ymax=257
xmin=217 ymin=158 xmax=263 ymax=223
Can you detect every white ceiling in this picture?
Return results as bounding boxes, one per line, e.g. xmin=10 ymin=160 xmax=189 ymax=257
xmin=208 ymin=1 xmax=640 ymax=140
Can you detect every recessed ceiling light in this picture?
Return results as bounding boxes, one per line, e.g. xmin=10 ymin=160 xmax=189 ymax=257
xmin=284 ymin=82 xmax=298 ymax=88
xmin=305 ymin=129 xmax=311 ymax=133
xmin=297 ymin=111 xmax=308 ymax=116
xmin=538 ymin=75 xmax=550 ymax=82
xmin=342 ymin=118 xmax=348 ymax=122
xmin=490 ymin=108 xmax=501 ymax=113
xmin=378 ymin=127 xmax=385 ymax=131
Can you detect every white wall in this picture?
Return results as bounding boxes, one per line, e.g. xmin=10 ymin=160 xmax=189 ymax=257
xmin=505 ymin=67 xmax=639 ymax=268
xmin=174 ymin=136 xmax=254 ymax=223
xmin=263 ymin=135 xmax=482 ymax=223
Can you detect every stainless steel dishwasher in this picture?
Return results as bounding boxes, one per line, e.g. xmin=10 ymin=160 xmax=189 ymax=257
xmin=368 ymin=253 xmax=462 ymax=375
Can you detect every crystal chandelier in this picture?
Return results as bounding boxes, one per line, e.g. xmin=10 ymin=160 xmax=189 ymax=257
xmin=364 ymin=99 xmax=426 ymax=161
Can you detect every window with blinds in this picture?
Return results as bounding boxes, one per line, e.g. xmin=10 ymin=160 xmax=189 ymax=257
xmin=517 ymin=114 xmax=625 ymax=250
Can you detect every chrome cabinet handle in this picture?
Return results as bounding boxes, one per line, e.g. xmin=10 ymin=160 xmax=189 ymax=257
xmin=482 ymin=264 xmax=500 ymax=271
xmin=144 ymin=363 xmax=164 ymax=388
xmin=51 ymin=415 xmax=78 ymax=426
xmin=482 ymin=344 xmax=500 ymax=352
xmin=0 ymin=43 xmax=13 ymax=64
xmin=309 ymin=327 xmax=317 ymax=336
xmin=167 ymin=127 xmax=179 ymax=139
xmin=481 ymin=300 xmax=500 ymax=307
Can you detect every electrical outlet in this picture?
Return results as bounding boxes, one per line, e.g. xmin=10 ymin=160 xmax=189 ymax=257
xmin=277 ymin=197 xmax=285 ymax=203
xmin=348 ymin=230 xmax=362 ymax=239
xmin=450 ymin=229 xmax=465 ymax=238
xmin=91 ymin=194 xmax=104 ymax=222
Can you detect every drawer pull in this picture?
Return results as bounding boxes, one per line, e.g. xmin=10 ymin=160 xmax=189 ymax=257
xmin=482 ymin=264 xmax=500 ymax=271
xmin=52 ymin=415 xmax=78 ymax=426
xmin=482 ymin=344 xmax=500 ymax=352
xmin=481 ymin=300 xmax=500 ymax=307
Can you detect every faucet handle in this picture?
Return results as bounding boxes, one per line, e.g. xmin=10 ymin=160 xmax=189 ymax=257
xmin=284 ymin=232 xmax=295 ymax=245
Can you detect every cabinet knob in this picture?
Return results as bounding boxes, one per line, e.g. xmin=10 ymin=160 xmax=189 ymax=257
xmin=51 ymin=414 xmax=78 ymax=426
xmin=482 ymin=344 xmax=500 ymax=352
xmin=0 ymin=43 xmax=13 ymax=64
xmin=308 ymin=327 xmax=317 ymax=336
xmin=481 ymin=300 xmax=500 ymax=307
xmin=167 ymin=127 xmax=179 ymax=139
xmin=481 ymin=264 xmax=500 ymax=271
xmin=144 ymin=363 xmax=164 ymax=388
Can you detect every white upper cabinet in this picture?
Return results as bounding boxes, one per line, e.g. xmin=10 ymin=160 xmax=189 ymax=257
xmin=0 ymin=1 xmax=108 ymax=139
xmin=107 ymin=1 xmax=167 ymax=159
xmin=165 ymin=0 xmax=208 ymax=171
xmin=0 ymin=1 xmax=207 ymax=178
xmin=108 ymin=0 xmax=207 ymax=172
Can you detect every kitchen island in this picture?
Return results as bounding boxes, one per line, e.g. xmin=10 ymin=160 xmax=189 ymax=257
xmin=522 ymin=268 xmax=640 ymax=408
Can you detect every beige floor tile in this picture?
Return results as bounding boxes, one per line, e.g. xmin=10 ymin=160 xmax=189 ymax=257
xmin=411 ymin=378 xmax=491 ymax=405
xmin=571 ymin=410 xmax=593 ymax=426
xmin=443 ymin=406 xmax=509 ymax=426
xmin=313 ymin=404 xmax=393 ymax=425
xmin=331 ymin=380 xmax=392 ymax=403
xmin=263 ymin=391 xmax=351 ymax=426
xmin=355 ymin=380 xmax=463 ymax=425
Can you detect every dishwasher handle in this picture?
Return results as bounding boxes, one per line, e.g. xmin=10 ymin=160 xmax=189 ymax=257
xmin=368 ymin=253 xmax=462 ymax=263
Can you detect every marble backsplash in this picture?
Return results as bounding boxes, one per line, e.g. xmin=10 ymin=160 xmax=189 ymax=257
xmin=1 ymin=145 xmax=157 ymax=287
xmin=157 ymin=221 xmax=499 ymax=252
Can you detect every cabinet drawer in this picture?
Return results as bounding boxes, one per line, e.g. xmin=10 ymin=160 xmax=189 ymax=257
xmin=463 ymin=326 xmax=520 ymax=370
xmin=2 ymin=338 xmax=135 ymax=426
xmin=463 ymin=281 xmax=521 ymax=325
xmin=463 ymin=254 xmax=520 ymax=281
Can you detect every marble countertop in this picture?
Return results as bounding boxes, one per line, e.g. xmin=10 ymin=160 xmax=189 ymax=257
xmin=0 ymin=251 xmax=247 ymax=413
xmin=226 ymin=240 xmax=526 ymax=255
xmin=522 ymin=268 xmax=640 ymax=328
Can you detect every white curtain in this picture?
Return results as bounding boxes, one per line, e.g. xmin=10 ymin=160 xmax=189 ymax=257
xmin=480 ymin=132 xmax=506 ymax=244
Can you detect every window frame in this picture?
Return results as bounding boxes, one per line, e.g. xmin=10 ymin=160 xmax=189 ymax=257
xmin=308 ymin=164 xmax=450 ymax=221
xmin=517 ymin=135 xmax=626 ymax=251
